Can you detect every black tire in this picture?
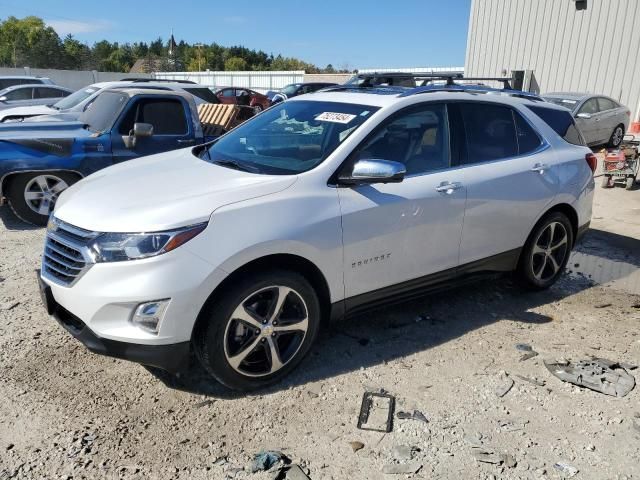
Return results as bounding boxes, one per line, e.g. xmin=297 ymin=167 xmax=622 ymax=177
xmin=194 ymin=269 xmax=321 ymax=391
xmin=516 ymin=212 xmax=574 ymax=290
xmin=626 ymin=176 xmax=634 ymax=190
xmin=601 ymin=175 xmax=612 ymax=188
xmin=5 ymin=171 xmax=79 ymax=226
xmin=608 ymin=124 xmax=625 ymax=148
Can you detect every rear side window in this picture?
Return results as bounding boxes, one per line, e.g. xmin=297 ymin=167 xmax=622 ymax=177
xmin=119 ymin=98 xmax=188 ymax=135
xmin=460 ymin=103 xmax=518 ymax=163
xmin=514 ymin=112 xmax=542 ymax=154
xmin=597 ymin=97 xmax=617 ymax=111
xmin=526 ymin=105 xmax=586 ymax=146
xmin=185 ymin=88 xmax=220 ymax=103
xmin=34 ymin=87 xmax=67 ymax=98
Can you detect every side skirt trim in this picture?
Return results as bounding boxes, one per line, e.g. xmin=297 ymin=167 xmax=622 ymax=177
xmin=332 ymin=248 xmax=521 ymax=320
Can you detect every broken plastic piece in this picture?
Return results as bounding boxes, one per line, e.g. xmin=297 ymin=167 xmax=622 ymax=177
xmin=554 ymin=462 xmax=579 ymax=477
xmin=495 ymin=376 xmax=514 ymax=397
xmin=544 ymin=358 xmax=635 ymax=397
xmin=250 ymin=450 xmax=290 ymax=473
xmin=396 ymin=409 xmax=429 ymax=423
xmin=357 ymin=391 xmax=395 ymax=433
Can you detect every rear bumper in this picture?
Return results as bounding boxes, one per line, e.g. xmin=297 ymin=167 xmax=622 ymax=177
xmin=40 ymin=277 xmax=190 ymax=373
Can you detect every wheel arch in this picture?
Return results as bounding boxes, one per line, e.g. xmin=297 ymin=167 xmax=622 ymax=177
xmin=527 ymin=202 xmax=579 ymax=250
xmin=192 ymin=253 xmax=333 ymax=341
xmin=0 ymin=169 xmax=83 ymax=199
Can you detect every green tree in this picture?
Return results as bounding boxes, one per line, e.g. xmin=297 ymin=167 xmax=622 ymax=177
xmin=224 ymin=56 xmax=247 ymax=71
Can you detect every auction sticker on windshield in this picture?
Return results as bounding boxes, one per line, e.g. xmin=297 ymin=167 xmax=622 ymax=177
xmin=315 ymin=112 xmax=357 ymax=124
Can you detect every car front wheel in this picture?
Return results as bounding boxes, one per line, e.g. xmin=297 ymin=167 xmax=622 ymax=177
xmin=516 ymin=212 xmax=574 ymax=290
xmin=194 ymin=270 xmax=321 ymax=390
xmin=5 ymin=171 xmax=78 ymax=226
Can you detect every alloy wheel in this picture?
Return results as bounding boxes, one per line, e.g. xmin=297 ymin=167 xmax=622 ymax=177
xmin=223 ymin=285 xmax=309 ymax=377
xmin=24 ymin=174 xmax=69 ymax=216
xmin=530 ymin=221 xmax=569 ymax=282
xmin=612 ymin=126 xmax=623 ymax=147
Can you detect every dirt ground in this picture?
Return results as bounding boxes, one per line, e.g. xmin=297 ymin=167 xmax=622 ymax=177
xmin=0 ymin=182 xmax=639 ymax=480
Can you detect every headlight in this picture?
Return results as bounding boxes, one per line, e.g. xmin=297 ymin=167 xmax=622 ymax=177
xmin=89 ymin=223 xmax=207 ymax=263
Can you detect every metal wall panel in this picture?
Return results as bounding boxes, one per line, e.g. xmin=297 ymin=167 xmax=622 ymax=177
xmin=466 ymin=0 xmax=640 ymax=121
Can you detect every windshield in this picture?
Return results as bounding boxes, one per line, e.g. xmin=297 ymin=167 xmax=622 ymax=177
xmin=205 ymin=100 xmax=378 ymax=174
xmin=79 ymin=91 xmax=129 ymax=133
xmin=543 ymin=96 xmax=580 ymax=111
xmin=280 ymin=84 xmax=301 ymax=96
xmin=53 ymin=86 xmax=99 ymax=110
xmin=184 ymin=87 xmax=220 ymax=104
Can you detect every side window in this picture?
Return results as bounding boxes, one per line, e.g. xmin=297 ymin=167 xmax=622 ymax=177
xmin=525 ymin=105 xmax=586 ymax=146
xmin=514 ymin=111 xmax=542 ymax=155
xmin=597 ymin=97 xmax=616 ymax=111
xmin=34 ymin=87 xmax=66 ymax=98
xmin=221 ymin=89 xmax=235 ymax=98
xmin=460 ymin=103 xmax=517 ymax=163
xmin=118 ymin=99 xmax=188 ymax=135
xmin=5 ymin=88 xmax=33 ymax=100
xmin=578 ymin=98 xmax=599 ymax=115
xmin=352 ymin=103 xmax=450 ymax=175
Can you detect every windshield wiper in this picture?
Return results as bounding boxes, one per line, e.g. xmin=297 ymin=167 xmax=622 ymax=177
xmin=212 ymin=158 xmax=259 ymax=173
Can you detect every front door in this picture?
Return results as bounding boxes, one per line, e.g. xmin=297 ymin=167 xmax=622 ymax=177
xmin=575 ymin=98 xmax=602 ymax=145
xmin=111 ymin=97 xmax=195 ymax=164
xmin=338 ymin=103 xmax=466 ymax=300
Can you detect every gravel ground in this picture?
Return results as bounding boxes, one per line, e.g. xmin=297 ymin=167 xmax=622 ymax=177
xmin=0 ymin=184 xmax=639 ymax=480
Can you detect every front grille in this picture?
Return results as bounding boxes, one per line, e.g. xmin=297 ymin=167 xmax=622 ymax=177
xmin=42 ymin=219 xmax=98 ymax=287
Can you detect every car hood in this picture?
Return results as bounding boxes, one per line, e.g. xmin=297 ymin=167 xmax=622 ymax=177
xmin=0 ymin=104 xmax=56 ymax=120
xmin=0 ymin=122 xmax=94 ymax=157
xmin=54 ymin=147 xmax=298 ymax=232
xmin=0 ymin=120 xmax=92 ymax=139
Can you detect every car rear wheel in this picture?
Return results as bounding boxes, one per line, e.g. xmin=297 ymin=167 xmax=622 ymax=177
xmin=5 ymin=171 xmax=78 ymax=226
xmin=516 ymin=212 xmax=574 ymax=290
xmin=194 ymin=269 xmax=321 ymax=390
xmin=608 ymin=125 xmax=624 ymax=148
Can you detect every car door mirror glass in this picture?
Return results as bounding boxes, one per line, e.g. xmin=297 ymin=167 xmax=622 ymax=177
xmin=123 ymin=122 xmax=154 ymax=149
xmin=339 ymin=159 xmax=406 ymax=186
xmin=576 ymin=112 xmax=591 ymax=119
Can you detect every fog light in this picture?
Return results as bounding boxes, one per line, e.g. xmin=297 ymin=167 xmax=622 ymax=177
xmin=131 ymin=299 xmax=170 ymax=334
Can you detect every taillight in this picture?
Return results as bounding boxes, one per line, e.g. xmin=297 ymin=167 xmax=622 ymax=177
xmin=585 ymin=153 xmax=598 ymax=173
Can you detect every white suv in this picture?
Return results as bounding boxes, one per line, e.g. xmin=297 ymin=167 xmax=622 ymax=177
xmin=39 ymin=84 xmax=595 ymax=390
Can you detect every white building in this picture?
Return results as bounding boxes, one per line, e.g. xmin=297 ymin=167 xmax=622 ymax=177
xmin=465 ymin=0 xmax=640 ymax=123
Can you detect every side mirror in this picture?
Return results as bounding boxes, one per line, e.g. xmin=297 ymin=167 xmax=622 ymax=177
xmin=576 ymin=112 xmax=592 ymax=119
xmin=123 ymin=122 xmax=154 ymax=149
xmin=338 ymin=159 xmax=406 ymax=186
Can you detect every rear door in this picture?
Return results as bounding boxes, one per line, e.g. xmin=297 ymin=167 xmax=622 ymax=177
xmin=596 ymin=97 xmax=620 ymax=141
xmin=453 ymin=101 xmax=558 ymax=267
xmin=110 ymin=96 xmax=196 ymax=163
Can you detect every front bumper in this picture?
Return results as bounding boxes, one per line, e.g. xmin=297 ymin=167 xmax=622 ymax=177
xmin=39 ymin=275 xmax=190 ymax=373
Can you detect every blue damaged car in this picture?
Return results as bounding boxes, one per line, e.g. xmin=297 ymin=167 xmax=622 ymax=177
xmin=0 ymin=88 xmax=218 ymax=225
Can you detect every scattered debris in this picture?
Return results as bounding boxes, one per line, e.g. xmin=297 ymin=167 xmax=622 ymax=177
xmin=470 ymin=447 xmax=516 ymax=468
xmin=396 ymin=410 xmax=428 ymax=423
xmin=381 ymin=462 xmax=422 ymax=475
xmin=349 ymin=441 xmax=364 ymax=453
xmin=544 ymin=358 xmax=636 ymax=397
xmin=495 ymin=375 xmax=514 ymax=398
xmin=499 ymin=419 xmax=527 ymax=432
xmin=594 ymin=303 xmax=612 ymax=309
xmin=520 ymin=351 xmax=539 ymax=361
xmin=515 ymin=374 xmax=545 ymax=387
xmin=194 ymin=399 xmax=214 ymax=408
xmin=0 ymin=301 xmax=19 ymax=311
xmin=273 ymin=464 xmax=310 ymax=480
xmin=554 ymin=462 xmax=579 ymax=477
xmin=250 ymin=450 xmax=290 ymax=473
xmin=391 ymin=445 xmax=417 ymax=461
xmin=502 ymin=454 xmax=517 ymax=468
xmin=357 ymin=391 xmax=395 ymax=433
xmin=213 ymin=455 xmax=228 ymax=466
xmin=515 ymin=343 xmax=533 ymax=352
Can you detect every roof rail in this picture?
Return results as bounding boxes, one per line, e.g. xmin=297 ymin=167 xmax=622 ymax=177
xmin=120 ymin=77 xmax=197 ymax=84
xmin=400 ymin=83 xmax=543 ymax=101
xmin=344 ymin=72 xmax=516 ymax=89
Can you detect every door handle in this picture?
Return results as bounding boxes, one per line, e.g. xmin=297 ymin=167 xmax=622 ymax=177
xmin=177 ymin=139 xmax=196 ymax=144
xmin=435 ymin=181 xmax=463 ymax=194
xmin=531 ymin=163 xmax=548 ymax=173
